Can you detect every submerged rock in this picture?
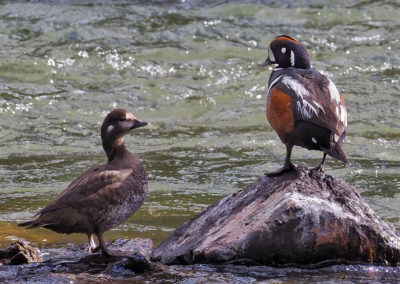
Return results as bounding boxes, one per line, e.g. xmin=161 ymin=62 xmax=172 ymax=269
xmin=0 ymin=239 xmax=42 ymax=265
xmin=152 ymin=168 xmax=400 ymax=266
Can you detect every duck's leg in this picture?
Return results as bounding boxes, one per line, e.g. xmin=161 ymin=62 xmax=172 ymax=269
xmin=96 ymin=232 xmax=112 ymax=257
xmin=96 ymin=232 xmax=127 ymax=257
xmin=312 ymin=152 xmax=327 ymax=172
xmin=87 ymin=234 xmax=100 ymax=253
xmin=265 ymin=144 xmax=295 ymax=176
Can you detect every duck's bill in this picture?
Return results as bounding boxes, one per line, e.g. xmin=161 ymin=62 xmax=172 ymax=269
xmin=260 ymin=58 xmax=274 ymax=67
xmin=132 ymin=119 xmax=148 ymax=129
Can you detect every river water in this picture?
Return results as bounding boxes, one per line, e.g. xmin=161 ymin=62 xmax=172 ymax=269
xmin=0 ymin=0 xmax=399 ymax=282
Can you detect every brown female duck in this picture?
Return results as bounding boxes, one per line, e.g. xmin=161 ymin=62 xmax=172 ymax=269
xmin=19 ymin=109 xmax=148 ymax=256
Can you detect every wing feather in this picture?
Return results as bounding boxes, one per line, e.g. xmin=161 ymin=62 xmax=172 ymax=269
xmin=270 ymin=69 xmax=346 ymax=136
xmin=37 ymin=166 xmax=134 ymax=216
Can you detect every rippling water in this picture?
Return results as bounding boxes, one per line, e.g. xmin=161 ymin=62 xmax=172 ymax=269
xmin=0 ymin=0 xmax=399 ymax=282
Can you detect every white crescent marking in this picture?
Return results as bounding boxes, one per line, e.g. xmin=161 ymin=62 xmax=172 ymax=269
xmin=268 ymin=46 xmax=276 ymax=62
xmin=290 ymin=50 xmax=295 ymax=66
xmin=267 ymin=75 xmax=283 ymax=95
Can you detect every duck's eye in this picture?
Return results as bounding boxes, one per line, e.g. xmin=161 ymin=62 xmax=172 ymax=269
xmin=119 ymin=117 xmax=126 ymax=122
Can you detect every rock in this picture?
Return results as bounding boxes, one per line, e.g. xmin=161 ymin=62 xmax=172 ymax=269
xmin=151 ymin=168 xmax=400 ymax=266
xmin=107 ymin=237 xmax=154 ymax=259
xmin=0 ymin=237 xmax=153 ymax=282
xmin=0 ymin=239 xmax=42 ymax=265
xmin=78 ymin=238 xmax=153 ymax=274
xmin=77 ymin=252 xmax=150 ymax=275
xmin=118 ymin=252 xmax=150 ymax=273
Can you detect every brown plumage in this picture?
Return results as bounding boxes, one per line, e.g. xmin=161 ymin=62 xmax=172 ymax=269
xmin=19 ymin=109 xmax=148 ymax=256
xmin=261 ymin=35 xmax=348 ymax=175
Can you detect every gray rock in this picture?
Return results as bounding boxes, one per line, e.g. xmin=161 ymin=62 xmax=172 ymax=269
xmin=151 ymin=168 xmax=400 ymax=266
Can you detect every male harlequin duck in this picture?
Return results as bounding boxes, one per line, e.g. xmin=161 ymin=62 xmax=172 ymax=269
xmin=19 ymin=109 xmax=148 ymax=256
xmin=261 ymin=35 xmax=348 ymax=175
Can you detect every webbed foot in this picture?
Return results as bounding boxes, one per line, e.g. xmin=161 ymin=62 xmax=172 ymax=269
xmin=265 ymin=162 xmax=295 ymax=176
xmin=311 ymin=164 xmax=324 ymax=173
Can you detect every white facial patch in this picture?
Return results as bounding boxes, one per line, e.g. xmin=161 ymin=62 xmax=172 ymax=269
xmin=268 ymin=46 xmax=276 ymax=62
xmin=107 ymin=125 xmax=114 ymax=134
xmin=281 ymin=47 xmax=286 ymax=54
xmin=125 ymin=112 xmax=135 ymax=120
xmin=120 ymin=120 xmax=134 ymax=130
xmin=290 ymin=50 xmax=295 ymax=66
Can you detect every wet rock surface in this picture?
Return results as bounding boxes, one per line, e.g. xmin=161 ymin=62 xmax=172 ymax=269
xmin=0 ymin=238 xmax=153 ymax=283
xmin=152 ymin=168 xmax=400 ymax=266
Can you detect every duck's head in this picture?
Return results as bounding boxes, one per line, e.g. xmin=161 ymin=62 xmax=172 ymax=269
xmin=261 ymin=35 xmax=310 ymax=69
xmin=101 ymin=109 xmax=147 ymax=152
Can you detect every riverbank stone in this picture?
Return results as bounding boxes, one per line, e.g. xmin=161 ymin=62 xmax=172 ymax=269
xmin=151 ymin=167 xmax=400 ymax=266
xmin=0 ymin=239 xmax=42 ymax=265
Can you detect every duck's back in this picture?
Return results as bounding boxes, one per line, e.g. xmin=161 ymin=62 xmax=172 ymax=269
xmin=268 ymin=67 xmax=347 ymax=138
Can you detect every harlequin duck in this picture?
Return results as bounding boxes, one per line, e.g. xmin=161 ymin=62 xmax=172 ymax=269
xmin=261 ymin=35 xmax=348 ymax=175
xmin=19 ymin=109 xmax=148 ymax=256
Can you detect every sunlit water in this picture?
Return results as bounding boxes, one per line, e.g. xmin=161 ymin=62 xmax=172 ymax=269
xmin=0 ymin=0 xmax=399 ymax=282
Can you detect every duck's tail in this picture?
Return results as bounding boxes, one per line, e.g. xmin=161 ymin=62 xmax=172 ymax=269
xmin=326 ymin=143 xmax=349 ymax=165
xmin=325 ymin=132 xmax=349 ymax=165
xmin=18 ymin=219 xmax=46 ymax=229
